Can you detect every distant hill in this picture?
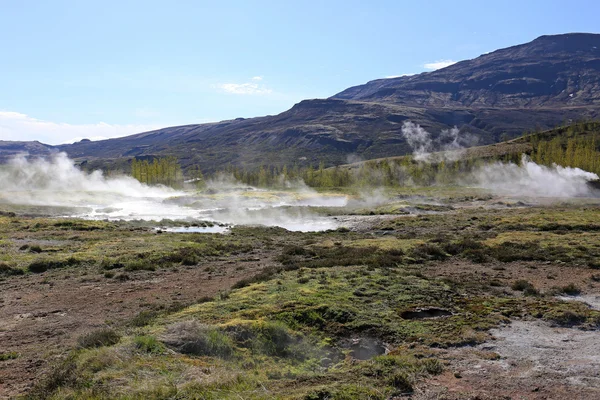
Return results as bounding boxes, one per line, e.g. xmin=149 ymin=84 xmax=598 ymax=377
xmin=0 ymin=141 xmax=56 ymax=164
xmin=2 ymin=33 xmax=600 ymax=173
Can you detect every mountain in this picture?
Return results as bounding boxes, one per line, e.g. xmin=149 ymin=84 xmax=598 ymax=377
xmin=2 ymin=33 xmax=600 ymax=173
xmin=0 ymin=141 xmax=56 ymax=164
xmin=333 ymin=33 xmax=600 ymax=108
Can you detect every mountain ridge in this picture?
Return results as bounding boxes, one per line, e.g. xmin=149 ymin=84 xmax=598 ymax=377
xmin=2 ymin=33 xmax=600 ymax=172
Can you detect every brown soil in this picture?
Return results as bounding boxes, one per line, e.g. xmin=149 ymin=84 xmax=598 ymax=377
xmin=0 ymin=254 xmax=274 ymax=398
xmin=422 ymin=259 xmax=599 ymax=295
xmin=417 ymin=259 xmax=600 ymax=400
xmin=415 ymin=319 xmax=600 ymax=400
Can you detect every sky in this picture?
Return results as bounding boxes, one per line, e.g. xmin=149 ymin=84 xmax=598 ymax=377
xmin=1 ymin=0 xmax=599 ymax=144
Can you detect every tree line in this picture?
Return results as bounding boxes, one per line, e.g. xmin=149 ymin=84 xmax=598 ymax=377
xmin=130 ymin=157 xmax=184 ymax=188
xmin=128 ymin=121 xmax=600 ymax=189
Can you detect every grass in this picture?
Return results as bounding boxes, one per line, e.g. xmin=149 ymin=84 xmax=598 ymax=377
xmin=77 ymin=328 xmax=121 ymax=349
xmin=4 ymin=194 xmax=600 ymax=399
xmin=0 ymin=352 xmax=19 ymax=361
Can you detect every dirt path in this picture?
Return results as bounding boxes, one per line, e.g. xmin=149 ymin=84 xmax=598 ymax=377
xmin=0 ymin=256 xmax=272 ymax=398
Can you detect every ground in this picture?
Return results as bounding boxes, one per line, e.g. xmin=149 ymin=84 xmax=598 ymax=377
xmin=0 ymin=189 xmax=599 ymax=399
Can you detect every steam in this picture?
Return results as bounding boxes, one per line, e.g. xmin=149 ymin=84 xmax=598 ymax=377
xmin=0 ymin=153 xmax=179 ymax=201
xmin=473 ymin=155 xmax=599 ymax=197
xmin=0 ymin=153 xmax=347 ymax=231
xmin=401 ymin=121 xmax=478 ymax=161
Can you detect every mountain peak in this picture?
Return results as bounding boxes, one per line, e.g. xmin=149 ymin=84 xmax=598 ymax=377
xmin=332 ymin=33 xmax=600 ymax=108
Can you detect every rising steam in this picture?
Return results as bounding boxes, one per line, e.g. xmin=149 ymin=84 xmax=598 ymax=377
xmin=401 ymin=120 xmax=599 ymax=198
xmin=401 ymin=121 xmax=478 ymax=161
xmin=0 ymin=153 xmax=346 ymax=231
xmin=473 ymin=155 xmax=599 ymax=198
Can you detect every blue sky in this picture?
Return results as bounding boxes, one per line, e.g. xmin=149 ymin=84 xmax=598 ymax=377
xmin=1 ymin=0 xmax=599 ymax=144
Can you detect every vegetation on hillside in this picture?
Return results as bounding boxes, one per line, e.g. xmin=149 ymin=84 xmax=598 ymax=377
xmin=193 ymin=121 xmax=600 ymax=189
xmin=130 ymin=156 xmax=184 ymax=188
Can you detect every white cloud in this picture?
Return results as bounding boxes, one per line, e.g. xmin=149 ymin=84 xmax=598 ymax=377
xmin=385 ymin=73 xmax=415 ymax=79
xmin=423 ymin=59 xmax=457 ymax=70
xmin=0 ymin=111 xmax=161 ymax=145
xmin=214 ymin=77 xmax=272 ymax=95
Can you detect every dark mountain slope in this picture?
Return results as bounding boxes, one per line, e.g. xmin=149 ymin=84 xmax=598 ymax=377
xmin=334 ymin=33 xmax=600 ymax=108
xmin=2 ymin=33 xmax=600 ymax=173
xmin=0 ymin=141 xmax=56 ymax=164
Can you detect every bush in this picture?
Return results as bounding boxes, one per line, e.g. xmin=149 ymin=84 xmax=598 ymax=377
xmin=77 ymin=328 xmax=120 ymax=349
xmin=134 ymin=335 xmax=165 ymax=354
xmin=124 ymin=259 xmax=156 ymax=272
xmin=511 ymin=280 xmax=534 ymax=292
xmin=389 ymin=372 xmax=413 ymax=392
xmin=411 ymin=243 xmax=448 ymax=261
xmin=545 ymin=310 xmax=587 ymax=326
xmin=0 ymin=262 xmax=24 ymax=277
xmin=100 ymin=259 xmax=124 ymax=270
xmin=29 ymin=245 xmax=43 ymax=253
xmin=28 ymin=257 xmax=81 ymax=273
xmin=162 ymin=321 xmax=235 ymax=359
xmin=443 ymin=238 xmax=485 ymax=255
xmin=561 ymin=283 xmax=581 ymax=295
xmin=0 ymin=352 xmax=18 ymax=361
xmin=25 ymin=354 xmax=79 ymax=400
xmin=130 ymin=310 xmax=158 ymax=327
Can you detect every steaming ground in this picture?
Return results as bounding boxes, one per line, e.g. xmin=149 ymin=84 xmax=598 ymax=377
xmin=403 ymin=122 xmax=600 ymax=198
xmin=1 ymin=152 xmax=599 ymax=232
xmin=0 ymin=154 xmax=347 ymax=232
xmin=473 ymin=154 xmax=600 ymax=197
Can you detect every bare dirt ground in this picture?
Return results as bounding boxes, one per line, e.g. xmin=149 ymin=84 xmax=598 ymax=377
xmin=0 ymin=253 xmax=274 ymax=398
xmin=2 ymin=210 xmax=600 ymax=399
xmin=415 ymin=318 xmax=600 ymax=400
xmin=417 ymin=259 xmax=600 ymax=400
xmin=422 ymin=259 xmax=600 ymax=295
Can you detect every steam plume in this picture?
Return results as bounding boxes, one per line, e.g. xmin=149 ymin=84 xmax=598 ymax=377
xmin=473 ymin=155 xmax=599 ymax=197
xmin=0 ymin=153 xmax=347 ymax=231
xmin=401 ymin=121 xmax=478 ymax=161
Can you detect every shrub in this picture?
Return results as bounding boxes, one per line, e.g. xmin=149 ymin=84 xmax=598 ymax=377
xmin=561 ymin=283 xmax=581 ymax=295
xmin=545 ymin=310 xmax=587 ymax=326
xmin=389 ymin=372 xmax=413 ymax=392
xmin=130 ymin=310 xmax=158 ymax=327
xmin=411 ymin=243 xmax=448 ymax=261
xmin=77 ymin=328 xmax=120 ymax=349
xmin=123 ymin=259 xmax=156 ymax=272
xmin=100 ymin=259 xmax=124 ymax=270
xmin=25 ymin=354 xmax=79 ymax=400
xmin=29 ymin=245 xmax=43 ymax=253
xmin=134 ymin=335 xmax=165 ymax=354
xmin=0 ymin=352 xmax=18 ymax=361
xmin=162 ymin=321 xmax=235 ymax=359
xmin=511 ymin=280 xmax=534 ymax=292
xmin=0 ymin=262 xmax=24 ymax=277
xmin=443 ymin=238 xmax=485 ymax=256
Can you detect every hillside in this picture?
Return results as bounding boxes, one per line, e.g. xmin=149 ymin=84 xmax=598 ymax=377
xmin=334 ymin=121 xmax=600 ymax=168
xmin=334 ymin=33 xmax=600 ymax=108
xmin=2 ymin=33 xmax=600 ymax=173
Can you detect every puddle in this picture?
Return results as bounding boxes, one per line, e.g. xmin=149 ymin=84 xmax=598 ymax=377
xmin=401 ymin=308 xmax=452 ymax=320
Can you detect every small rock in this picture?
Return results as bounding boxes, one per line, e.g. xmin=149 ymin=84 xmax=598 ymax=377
xmin=454 ymin=371 xmax=462 ymax=379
